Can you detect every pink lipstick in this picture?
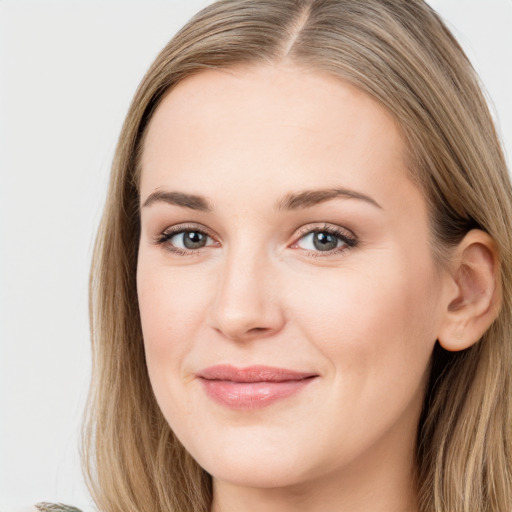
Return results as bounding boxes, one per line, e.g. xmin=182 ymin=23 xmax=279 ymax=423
xmin=197 ymin=365 xmax=317 ymax=409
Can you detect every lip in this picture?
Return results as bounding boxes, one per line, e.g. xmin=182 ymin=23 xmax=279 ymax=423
xmin=197 ymin=365 xmax=318 ymax=410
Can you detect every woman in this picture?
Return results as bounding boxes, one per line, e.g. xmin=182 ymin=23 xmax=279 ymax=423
xmin=35 ymin=0 xmax=512 ymax=511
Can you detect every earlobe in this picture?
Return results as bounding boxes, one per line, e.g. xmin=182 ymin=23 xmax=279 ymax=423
xmin=437 ymin=230 xmax=501 ymax=352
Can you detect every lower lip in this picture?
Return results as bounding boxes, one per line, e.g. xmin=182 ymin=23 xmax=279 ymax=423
xmin=199 ymin=378 xmax=315 ymax=409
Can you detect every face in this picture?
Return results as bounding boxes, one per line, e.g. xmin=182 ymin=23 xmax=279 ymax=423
xmin=137 ymin=64 xmax=448 ymax=493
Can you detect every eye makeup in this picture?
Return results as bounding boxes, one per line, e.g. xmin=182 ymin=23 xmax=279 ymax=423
xmin=153 ymin=221 xmax=358 ymax=258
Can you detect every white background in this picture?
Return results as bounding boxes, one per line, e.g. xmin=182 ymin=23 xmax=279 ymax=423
xmin=0 ymin=1 xmax=510 ymax=510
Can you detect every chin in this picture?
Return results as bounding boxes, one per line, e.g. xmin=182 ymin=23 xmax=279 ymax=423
xmin=186 ymin=431 xmax=317 ymax=489
xmin=206 ymin=459 xmax=310 ymax=489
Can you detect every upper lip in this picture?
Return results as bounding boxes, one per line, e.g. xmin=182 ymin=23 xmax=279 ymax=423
xmin=197 ymin=365 xmax=318 ymax=383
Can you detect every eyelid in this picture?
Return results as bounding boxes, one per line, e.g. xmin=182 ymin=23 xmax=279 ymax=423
xmin=293 ymin=223 xmax=356 ymax=240
xmin=155 ymin=222 xmax=216 ymax=239
xmin=153 ymin=221 xmax=357 ymax=257
xmin=290 ymin=223 xmax=358 ymax=255
xmin=153 ymin=222 xmax=219 ymax=251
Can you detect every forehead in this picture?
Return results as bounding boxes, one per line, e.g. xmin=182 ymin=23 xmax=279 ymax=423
xmin=140 ymin=63 xmax=419 ymax=215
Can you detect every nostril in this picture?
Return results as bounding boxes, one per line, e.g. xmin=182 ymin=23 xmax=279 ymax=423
xmin=241 ymin=326 xmax=281 ymax=340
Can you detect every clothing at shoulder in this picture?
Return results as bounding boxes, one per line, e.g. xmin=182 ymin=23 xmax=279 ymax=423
xmin=34 ymin=504 xmax=83 ymax=512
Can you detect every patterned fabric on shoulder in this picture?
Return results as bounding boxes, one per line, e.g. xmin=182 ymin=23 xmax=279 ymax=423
xmin=34 ymin=504 xmax=83 ymax=512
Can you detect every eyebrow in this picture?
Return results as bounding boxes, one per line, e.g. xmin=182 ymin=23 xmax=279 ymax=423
xmin=276 ymin=188 xmax=382 ymax=211
xmin=141 ymin=187 xmax=382 ymax=212
xmin=142 ymin=190 xmax=213 ymax=211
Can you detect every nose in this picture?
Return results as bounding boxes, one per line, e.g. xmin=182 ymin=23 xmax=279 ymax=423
xmin=207 ymin=248 xmax=286 ymax=341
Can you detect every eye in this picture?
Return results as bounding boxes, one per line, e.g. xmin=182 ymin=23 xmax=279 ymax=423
xmin=292 ymin=225 xmax=357 ymax=255
xmin=171 ymin=230 xmax=212 ymax=249
xmin=155 ymin=225 xmax=217 ymax=254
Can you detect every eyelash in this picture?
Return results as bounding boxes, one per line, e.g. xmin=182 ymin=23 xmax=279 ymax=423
xmin=292 ymin=224 xmax=358 ymax=257
xmin=154 ymin=223 xmax=358 ymax=257
xmin=154 ymin=223 xmax=218 ymax=256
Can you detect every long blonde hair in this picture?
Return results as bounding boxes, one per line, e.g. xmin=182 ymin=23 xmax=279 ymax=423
xmin=83 ymin=1 xmax=512 ymax=511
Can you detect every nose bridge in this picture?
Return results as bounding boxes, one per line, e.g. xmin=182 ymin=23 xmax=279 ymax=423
xmin=208 ymin=238 xmax=284 ymax=340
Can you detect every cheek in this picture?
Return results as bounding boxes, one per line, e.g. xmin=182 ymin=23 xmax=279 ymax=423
xmin=136 ymin=262 xmax=217 ymax=442
xmin=138 ymin=260 xmax=209 ymax=330
xmin=137 ymin=261 xmax=213 ymax=387
xmin=276 ymin=255 xmax=439 ymax=468
xmin=287 ymin=253 xmax=440 ymax=383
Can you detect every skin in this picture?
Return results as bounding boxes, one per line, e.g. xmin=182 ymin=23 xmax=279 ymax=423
xmin=137 ymin=63 xmax=456 ymax=512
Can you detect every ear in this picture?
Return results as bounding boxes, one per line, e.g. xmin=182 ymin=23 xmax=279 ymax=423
xmin=437 ymin=229 xmax=501 ymax=352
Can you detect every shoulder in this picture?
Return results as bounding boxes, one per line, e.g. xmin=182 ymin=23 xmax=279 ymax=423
xmin=6 ymin=503 xmax=83 ymax=512
xmin=34 ymin=504 xmax=84 ymax=512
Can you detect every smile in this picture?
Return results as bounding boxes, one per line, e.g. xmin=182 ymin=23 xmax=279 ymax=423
xmin=197 ymin=365 xmax=318 ymax=410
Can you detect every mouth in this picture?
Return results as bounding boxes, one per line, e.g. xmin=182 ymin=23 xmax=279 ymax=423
xmin=197 ymin=365 xmax=318 ymax=410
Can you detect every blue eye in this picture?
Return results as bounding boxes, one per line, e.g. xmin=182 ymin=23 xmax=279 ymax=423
xmin=155 ymin=224 xmax=357 ymax=256
xmin=156 ymin=227 xmax=216 ymax=253
xmin=171 ymin=230 xmax=211 ymax=250
xmin=294 ymin=226 xmax=357 ymax=254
